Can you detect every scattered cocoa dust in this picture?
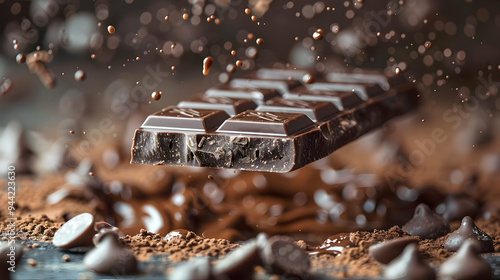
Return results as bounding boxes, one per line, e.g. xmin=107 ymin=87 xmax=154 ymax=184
xmin=121 ymin=229 xmax=239 ymax=262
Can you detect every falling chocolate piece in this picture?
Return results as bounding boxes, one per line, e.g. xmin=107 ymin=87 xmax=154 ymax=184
xmin=131 ymin=70 xmax=419 ymax=172
xmin=369 ymin=237 xmax=420 ymax=264
xmin=441 ymin=195 xmax=479 ymax=222
xmin=308 ymin=233 xmax=353 ymax=256
xmin=212 ymin=239 xmax=261 ymax=280
xmin=383 ymin=244 xmax=436 ymax=280
xmin=444 ymin=216 xmax=494 ymax=253
xmin=402 ymin=204 xmax=450 ymax=239
xmin=53 ymin=213 xmax=96 ymax=248
xmin=439 ymin=240 xmax=492 ymax=280
xmin=260 ymin=236 xmax=310 ymax=278
xmin=170 ymin=257 xmax=212 ymax=280
xmin=83 ymin=231 xmax=138 ymax=275
xmin=26 ymin=51 xmax=56 ymax=89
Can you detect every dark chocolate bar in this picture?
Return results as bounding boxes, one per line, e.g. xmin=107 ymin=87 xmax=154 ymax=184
xmin=131 ymin=68 xmax=419 ymax=172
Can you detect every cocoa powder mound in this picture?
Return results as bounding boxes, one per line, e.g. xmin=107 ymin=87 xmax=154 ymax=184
xmin=0 ymin=215 xmax=63 ymax=242
xmin=121 ymin=229 xmax=239 ymax=262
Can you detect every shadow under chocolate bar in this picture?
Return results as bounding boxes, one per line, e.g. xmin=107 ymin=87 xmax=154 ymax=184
xmin=131 ymin=69 xmax=419 ymax=172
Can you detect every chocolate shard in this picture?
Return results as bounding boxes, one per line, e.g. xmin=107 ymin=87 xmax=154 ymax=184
xmin=402 ymin=203 xmax=450 ymax=239
xmin=383 ymin=244 xmax=436 ymax=280
xmin=170 ymin=257 xmax=212 ymax=280
xmin=212 ymin=239 xmax=261 ymax=280
xmin=83 ymin=231 xmax=138 ymax=275
xmin=52 ymin=213 xmax=96 ymax=248
xmin=131 ymin=69 xmax=419 ymax=172
xmin=260 ymin=236 xmax=310 ymax=279
xmin=444 ymin=216 xmax=494 ymax=253
xmin=369 ymin=237 xmax=420 ymax=264
xmin=439 ymin=240 xmax=492 ymax=280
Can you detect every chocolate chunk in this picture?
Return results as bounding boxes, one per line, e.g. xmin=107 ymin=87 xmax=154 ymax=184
xmin=170 ymin=257 xmax=212 ymax=280
xmin=83 ymin=231 xmax=138 ymax=275
xmin=260 ymin=236 xmax=310 ymax=278
xmin=402 ymin=203 xmax=450 ymax=239
xmin=439 ymin=240 xmax=492 ymax=280
xmin=383 ymin=244 xmax=436 ymax=280
xmin=308 ymin=233 xmax=353 ymax=256
xmin=444 ymin=216 xmax=494 ymax=253
xmin=212 ymin=239 xmax=261 ymax=280
xmin=369 ymin=237 xmax=420 ymax=264
xmin=131 ymin=70 xmax=419 ymax=172
xmin=441 ymin=195 xmax=479 ymax=221
xmin=52 ymin=213 xmax=96 ymax=248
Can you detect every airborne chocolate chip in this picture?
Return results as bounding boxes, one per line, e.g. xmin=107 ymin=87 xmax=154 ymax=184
xmin=260 ymin=236 xmax=310 ymax=279
xmin=383 ymin=244 xmax=436 ymax=280
xmin=402 ymin=203 xmax=450 ymax=239
xmin=444 ymin=216 xmax=494 ymax=253
xmin=439 ymin=240 xmax=492 ymax=280
xmin=369 ymin=237 xmax=420 ymax=264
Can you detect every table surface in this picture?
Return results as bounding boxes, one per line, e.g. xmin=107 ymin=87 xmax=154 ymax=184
xmin=6 ymin=240 xmax=500 ymax=280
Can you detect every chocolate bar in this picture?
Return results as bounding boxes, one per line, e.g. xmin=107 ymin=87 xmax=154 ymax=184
xmin=131 ymin=68 xmax=419 ymax=172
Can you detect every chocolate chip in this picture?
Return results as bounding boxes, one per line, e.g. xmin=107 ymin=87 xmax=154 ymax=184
xmin=170 ymin=257 xmax=212 ymax=280
xmin=369 ymin=237 xmax=420 ymax=264
xmin=93 ymin=224 xmax=123 ymax=246
xmin=212 ymin=239 xmax=261 ymax=280
xmin=444 ymin=216 xmax=494 ymax=253
xmin=260 ymin=236 xmax=310 ymax=279
xmin=402 ymin=203 xmax=450 ymax=239
xmin=441 ymin=195 xmax=479 ymax=221
xmin=383 ymin=244 xmax=436 ymax=280
xmin=83 ymin=232 xmax=137 ymax=275
xmin=52 ymin=213 xmax=96 ymax=248
xmin=439 ymin=240 xmax=492 ymax=280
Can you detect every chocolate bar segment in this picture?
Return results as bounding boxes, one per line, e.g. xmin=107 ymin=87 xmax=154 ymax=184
xmin=229 ymin=78 xmax=299 ymax=94
xmin=141 ymin=107 xmax=229 ymax=132
xmin=131 ymin=69 xmax=419 ymax=172
xmin=178 ymin=94 xmax=257 ymax=116
xmin=205 ymin=87 xmax=280 ymax=105
xmin=216 ymin=110 xmax=315 ymax=137
xmin=284 ymin=86 xmax=363 ymax=111
xmin=306 ymin=82 xmax=382 ymax=100
xmin=256 ymin=98 xmax=339 ymax=122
